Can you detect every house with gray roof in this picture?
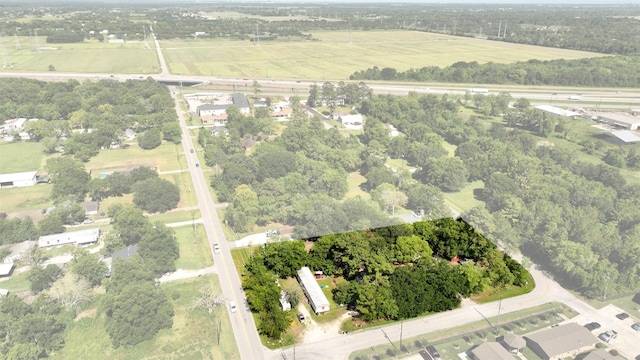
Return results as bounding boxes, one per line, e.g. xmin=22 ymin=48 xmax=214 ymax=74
xmin=580 ymin=349 xmax=625 ymax=360
xmin=469 ymin=342 xmax=514 ymax=360
xmin=525 ymin=323 xmax=598 ymax=360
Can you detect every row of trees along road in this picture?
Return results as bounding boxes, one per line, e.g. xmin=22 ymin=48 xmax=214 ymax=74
xmin=242 ymin=219 xmax=529 ymax=339
xmin=350 ymin=56 xmax=640 ymax=87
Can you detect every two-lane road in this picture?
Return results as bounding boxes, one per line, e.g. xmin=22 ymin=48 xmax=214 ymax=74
xmin=171 ymin=87 xmax=264 ymax=360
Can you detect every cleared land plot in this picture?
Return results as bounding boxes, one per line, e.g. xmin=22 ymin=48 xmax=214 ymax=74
xmin=0 ymin=37 xmax=159 ymax=74
xmin=0 ymin=184 xmax=52 ymax=213
xmin=174 ymin=224 xmax=213 ymax=270
xmin=161 ymin=30 xmax=606 ymax=79
xmin=442 ymin=180 xmax=484 ymax=215
xmin=0 ymin=141 xmax=46 ymax=173
xmin=85 ymin=143 xmax=183 ymax=175
xmin=52 ymin=276 xmax=239 ymax=360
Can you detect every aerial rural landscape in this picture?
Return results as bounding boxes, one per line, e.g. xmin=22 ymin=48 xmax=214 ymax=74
xmin=0 ymin=1 xmax=640 ymax=360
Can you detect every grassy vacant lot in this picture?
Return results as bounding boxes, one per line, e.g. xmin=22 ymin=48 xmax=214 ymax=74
xmin=148 ymin=209 xmax=201 ymax=225
xmin=442 ymin=180 xmax=484 ymax=215
xmin=0 ymin=270 xmax=31 ymax=293
xmin=161 ymin=171 xmax=198 ymax=208
xmin=161 ymin=30 xmax=605 ymax=79
xmin=174 ymin=224 xmax=213 ymax=270
xmin=0 ymin=37 xmax=158 ymax=74
xmin=0 ymin=184 xmax=52 ymax=213
xmin=52 ymin=276 xmax=239 ymax=360
xmin=86 ymin=143 xmax=183 ymax=174
xmin=0 ymin=141 xmax=46 ymax=173
xmin=343 ymin=172 xmax=369 ymax=201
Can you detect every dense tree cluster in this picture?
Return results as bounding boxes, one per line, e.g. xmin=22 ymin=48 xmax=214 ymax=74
xmin=0 ymin=294 xmax=67 ymax=359
xmin=46 ymin=32 xmax=84 ymax=43
xmin=361 ymin=92 xmax=640 ymax=298
xmin=102 ymin=257 xmax=174 ymax=347
xmin=107 ymin=204 xmax=179 ymax=276
xmin=0 ymin=78 xmax=177 ymax=162
xmin=0 ymin=214 xmax=39 ymax=245
xmin=350 ymin=56 xmax=640 ymax=87
xmin=245 ymin=220 xmax=528 ymax=324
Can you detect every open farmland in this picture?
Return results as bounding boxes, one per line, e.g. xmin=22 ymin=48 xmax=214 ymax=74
xmin=0 ymin=37 xmax=158 ymax=74
xmin=161 ymin=30 xmax=607 ymax=79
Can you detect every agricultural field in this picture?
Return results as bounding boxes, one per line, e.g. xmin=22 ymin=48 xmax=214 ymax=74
xmin=160 ymin=30 xmax=606 ymax=80
xmin=0 ymin=37 xmax=159 ymax=74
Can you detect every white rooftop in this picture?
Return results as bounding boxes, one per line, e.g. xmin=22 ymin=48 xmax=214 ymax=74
xmin=297 ymin=267 xmax=330 ymax=312
xmin=0 ymin=263 xmax=15 ymax=276
xmin=38 ymin=228 xmax=100 ymax=247
xmin=599 ymin=112 xmax=640 ymax=125
xmin=0 ymin=171 xmax=37 ymax=184
xmin=534 ymin=104 xmax=581 ymax=117
xmin=610 ymin=130 xmax=640 ymax=143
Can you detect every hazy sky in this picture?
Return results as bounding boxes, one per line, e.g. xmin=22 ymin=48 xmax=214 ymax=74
xmin=14 ymin=0 xmax=640 ymax=4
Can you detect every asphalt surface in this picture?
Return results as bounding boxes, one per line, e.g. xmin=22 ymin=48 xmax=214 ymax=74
xmin=172 ymin=88 xmax=264 ymax=360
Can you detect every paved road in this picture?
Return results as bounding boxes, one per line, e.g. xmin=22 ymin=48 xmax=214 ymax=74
xmin=171 ymin=87 xmax=265 ymax=360
xmin=271 ymin=263 xmax=640 ymax=360
xmin=150 ymin=26 xmax=169 ymax=76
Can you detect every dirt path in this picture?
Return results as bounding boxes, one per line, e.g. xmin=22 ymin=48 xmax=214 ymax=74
xmin=301 ymin=309 xmax=352 ymax=344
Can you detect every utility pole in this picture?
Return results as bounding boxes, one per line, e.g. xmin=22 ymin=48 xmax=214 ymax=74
xmin=256 ymin=24 xmax=259 ymax=46
xmin=503 ymin=22 xmax=507 ymax=38
xmin=496 ymin=297 xmax=503 ymax=327
xmin=498 ymin=21 xmax=502 ymax=37
xmin=603 ymin=272 xmax=610 ymax=301
xmin=400 ymin=319 xmax=404 ymax=350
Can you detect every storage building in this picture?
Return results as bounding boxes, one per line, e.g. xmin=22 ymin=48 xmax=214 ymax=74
xmin=598 ymin=113 xmax=640 ymax=130
xmin=0 ymin=171 xmax=38 ymax=188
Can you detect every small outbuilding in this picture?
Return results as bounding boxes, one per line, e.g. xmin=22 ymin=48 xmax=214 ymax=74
xmin=500 ymin=333 xmax=526 ymax=354
xmin=0 ymin=263 xmax=16 ymax=277
xmin=297 ymin=267 xmax=330 ymax=314
xmin=82 ymin=201 xmax=100 ymax=216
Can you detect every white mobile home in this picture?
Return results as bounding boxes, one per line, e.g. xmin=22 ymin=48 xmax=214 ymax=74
xmin=297 ymin=267 xmax=330 ymax=314
xmin=38 ymin=228 xmax=101 ymax=248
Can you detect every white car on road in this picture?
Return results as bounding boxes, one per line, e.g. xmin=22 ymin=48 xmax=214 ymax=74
xmin=229 ymin=301 xmax=237 ymax=313
xmin=213 ymin=244 xmax=220 ymax=254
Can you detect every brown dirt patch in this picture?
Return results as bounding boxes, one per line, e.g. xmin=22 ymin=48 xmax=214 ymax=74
xmin=74 ymin=308 xmax=97 ymax=321
xmin=6 ymin=209 xmax=44 ymax=223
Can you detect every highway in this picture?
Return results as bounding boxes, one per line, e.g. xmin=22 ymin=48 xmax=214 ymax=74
xmin=2 ymin=41 xmax=640 ymax=360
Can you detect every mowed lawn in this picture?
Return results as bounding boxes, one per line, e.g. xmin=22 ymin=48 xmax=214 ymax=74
xmin=85 ymin=142 xmax=183 ymax=174
xmin=0 ymin=37 xmax=159 ymax=74
xmin=0 ymin=141 xmax=47 ymax=173
xmin=52 ymin=276 xmax=240 ymax=360
xmin=174 ymin=224 xmax=213 ymax=270
xmin=160 ymin=30 xmax=606 ymax=79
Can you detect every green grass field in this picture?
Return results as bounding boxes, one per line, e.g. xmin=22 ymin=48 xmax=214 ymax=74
xmin=343 ymin=172 xmax=370 ymax=201
xmin=174 ymin=224 xmax=214 ymax=270
xmin=160 ymin=171 xmax=198 ymax=208
xmin=0 ymin=270 xmax=31 ymax=293
xmin=148 ymin=209 xmax=201 ymax=225
xmin=0 ymin=184 xmax=52 ymax=213
xmin=0 ymin=37 xmax=159 ymax=74
xmin=442 ymin=180 xmax=484 ymax=215
xmin=52 ymin=276 xmax=239 ymax=360
xmin=0 ymin=141 xmax=47 ymax=173
xmin=160 ymin=30 xmax=605 ymax=80
xmin=85 ymin=142 xmax=183 ymax=174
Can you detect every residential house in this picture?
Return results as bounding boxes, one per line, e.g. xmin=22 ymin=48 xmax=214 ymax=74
xmin=38 ymin=228 xmax=101 ymax=248
xmin=0 ymin=263 xmax=16 ymax=278
xmin=197 ymin=93 xmax=251 ymax=125
xmin=338 ymin=114 xmax=364 ymax=130
xmin=297 ymin=267 xmax=330 ymax=314
xmin=500 ymin=333 xmax=526 ymax=354
xmin=580 ymin=349 xmax=625 ymax=360
xmin=82 ymin=201 xmax=100 ymax=216
xmin=208 ymin=126 xmax=229 ymax=137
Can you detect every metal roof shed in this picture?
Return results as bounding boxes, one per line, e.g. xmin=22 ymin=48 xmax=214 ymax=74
xmin=297 ymin=267 xmax=330 ymax=314
xmin=0 ymin=263 xmax=16 ymax=277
